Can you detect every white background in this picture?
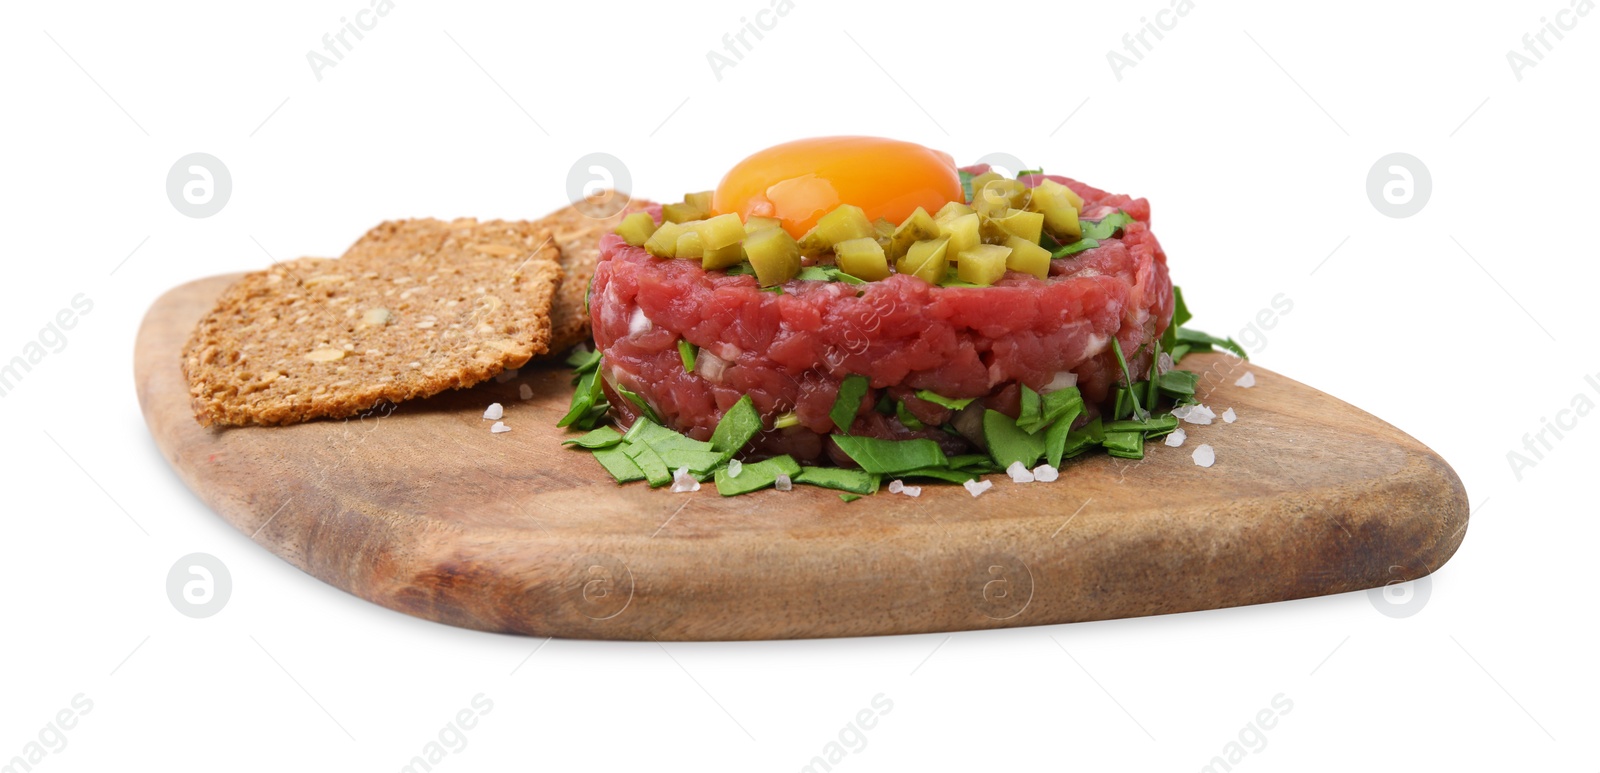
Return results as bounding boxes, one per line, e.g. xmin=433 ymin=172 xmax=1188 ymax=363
xmin=1 ymin=0 xmax=1595 ymax=770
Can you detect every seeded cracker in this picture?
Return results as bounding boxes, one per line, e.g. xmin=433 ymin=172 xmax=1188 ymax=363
xmin=182 ymin=218 xmax=562 ymax=427
xmin=532 ymin=190 xmax=656 ymax=356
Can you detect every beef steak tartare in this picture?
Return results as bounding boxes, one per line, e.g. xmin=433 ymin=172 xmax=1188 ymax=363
xmin=590 ymin=172 xmax=1174 ymax=464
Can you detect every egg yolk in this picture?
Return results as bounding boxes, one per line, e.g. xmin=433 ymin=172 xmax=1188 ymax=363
xmin=712 ymin=136 xmax=963 ymax=238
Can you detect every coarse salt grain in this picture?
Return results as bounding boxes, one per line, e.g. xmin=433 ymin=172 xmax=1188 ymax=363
xmin=1033 ymin=464 xmax=1059 ymax=482
xmin=670 ymin=467 xmax=700 ymax=493
xmin=519 ymin=384 xmax=534 ymax=401
xmin=1165 ymin=427 xmax=1187 ymax=447
xmin=1172 ymin=404 xmax=1215 ymax=425
xmin=1223 ymin=408 xmax=1237 ymax=424
xmin=888 ymin=479 xmax=904 ymax=493
xmin=1192 ymin=444 xmax=1215 ymax=467
xmin=964 ymin=479 xmax=993 ymax=498
xmin=727 ymin=459 xmax=743 ymax=478
xmin=900 ymin=484 xmax=922 ymax=498
xmin=490 ymin=421 xmax=511 ymax=434
xmin=774 ymin=473 xmax=792 ymax=491
xmin=1235 ymin=371 xmax=1256 ymax=388
xmin=483 ymin=402 xmax=504 ymax=421
xmin=1006 ymin=461 xmax=1035 ymax=483
xmin=1157 ymin=352 xmax=1175 ymax=375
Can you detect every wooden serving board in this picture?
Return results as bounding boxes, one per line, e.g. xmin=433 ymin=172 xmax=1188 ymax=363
xmin=136 ymin=275 xmax=1467 ymax=641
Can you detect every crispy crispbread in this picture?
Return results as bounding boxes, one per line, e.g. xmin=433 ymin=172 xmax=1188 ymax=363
xmin=534 ymin=190 xmax=656 ymax=356
xmin=183 ymin=218 xmax=562 ymax=427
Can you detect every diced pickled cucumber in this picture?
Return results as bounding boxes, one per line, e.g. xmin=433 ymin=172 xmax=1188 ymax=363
xmin=744 ymin=216 xmax=782 ymax=233
xmin=683 ymin=191 xmax=715 ymax=213
xmin=936 ymin=201 xmax=976 ymax=222
xmin=644 ymin=221 xmax=689 ymax=258
xmin=702 ymin=242 xmax=745 ymax=270
xmin=1027 ymin=180 xmax=1082 ymax=239
xmin=834 ymin=237 xmax=890 ymax=281
xmin=695 ymin=213 xmax=746 ymax=250
xmin=956 ymin=244 xmax=1011 ymax=286
xmin=888 ymin=207 xmax=939 ymax=261
xmin=662 ymin=202 xmax=708 ymax=224
xmin=1004 ymin=235 xmax=1052 ymax=279
xmin=899 ymin=236 xmax=950 ymax=285
xmin=814 ymin=204 xmax=875 ymax=246
xmin=675 ymin=230 xmax=705 ymax=259
xmin=744 ymin=227 xmax=801 ymax=286
xmin=960 ymin=172 xmax=998 ymax=202
xmin=973 ymin=179 xmax=1028 ymax=219
xmin=989 ymin=209 xmax=1045 ymax=244
xmin=938 ymin=212 xmax=981 ymax=258
xmin=614 ymin=212 xmax=658 ymax=246
xmin=873 ymin=218 xmax=895 ymax=241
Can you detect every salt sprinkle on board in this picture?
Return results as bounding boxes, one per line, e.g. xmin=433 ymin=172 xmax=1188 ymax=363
xmin=964 ymin=479 xmax=993 ymax=497
xmin=1235 ymin=371 xmax=1256 ymax=388
xmin=1165 ymin=427 xmax=1187 ymax=447
xmin=483 ymin=403 xmax=504 ymax=421
xmin=490 ymin=421 xmax=511 ymax=434
xmin=1192 ymin=444 xmax=1215 ymax=467
xmin=1223 ymin=408 xmax=1237 ymax=424
xmin=1007 ymin=461 xmax=1035 ymax=483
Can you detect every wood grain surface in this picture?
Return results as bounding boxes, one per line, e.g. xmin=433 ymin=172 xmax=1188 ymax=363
xmin=135 ymin=274 xmax=1468 ymax=641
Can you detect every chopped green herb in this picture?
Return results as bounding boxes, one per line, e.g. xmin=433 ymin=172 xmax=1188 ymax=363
xmin=914 ymin=390 xmax=976 ymax=411
xmin=900 ymin=467 xmax=981 ymax=484
xmin=1158 ymin=369 xmax=1198 ymax=398
xmin=1105 ymin=414 xmax=1180 ymax=434
xmin=830 ymin=374 xmax=870 ymax=433
xmin=948 ymin=453 xmax=999 ymax=472
xmin=1045 ymin=415 xmax=1074 ymax=467
xmin=563 ymin=425 xmax=623 ymax=449
xmin=959 ymin=169 xmax=975 ymax=203
xmin=1017 ymin=385 xmax=1042 ymax=432
xmin=796 ymin=265 xmax=868 ymax=284
xmin=773 ymin=411 xmax=801 ymax=429
xmin=895 ymin=400 xmax=925 ymax=430
xmin=1080 ymin=211 xmax=1135 ymax=240
xmin=1057 ymin=417 xmax=1105 ymax=463
xmin=591 ymin=446 xmax=645 ymax=483
xmin=714 ymin=455 xmax=801 ymax=496
xmin=793 ymin=466 xmax=879 ymax=495
xmin=1172 ymin=286 xmax=1193 ymax=329
xmin=830 ymin=436 xmax=949 ymax=475
xmin=618 ymin=386 xmax=663 ymax=424
xmin=1102 ymin=430 xmax=1145 ymax=460
xmin=1037 ymin=387 xmax=1085 ymax=432
xmin=725 ymin=262 xmax=757 ymax=276
xmin=558 ymin=370 xmax=606 ymax=429
xmin=839 ymin=494 xmax=862 ymax=503
xmin=565 ymin=345 xmax=602 ymax=374
xmin=983 ymin=409 xmax=1046 ymax=469
xmin=1051 ymin=238 xmax=1099 ymax=258
xmin=1170 ymin=343 xmax=1193 ymax=363
xmin=1109 ymin=337 xmax=1146 ymax=420
xmin=1176 ymin=328 xmax=1248 ymax=360
xmin=678 ymin=339 xmax=697 ymax=373
xmin=623 ymin=442 xmax=672 ymax=487
xmin=660 ymin=448 xmax=726 ymax=475
xmin=1016 ymin=168 xmax=1043 ymax=178
xmin=710 ymin=395 xmax=761 ymax=460
xmin=874 ymin=393 xmax=896 ymax=414
xmin=759 ymin=285 xmax=784 ymax=294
